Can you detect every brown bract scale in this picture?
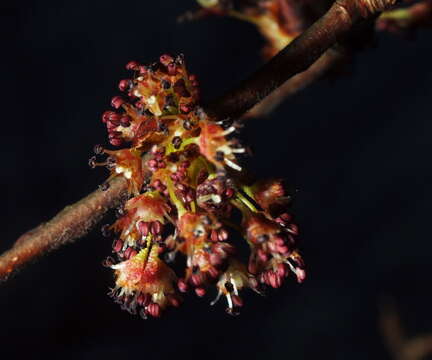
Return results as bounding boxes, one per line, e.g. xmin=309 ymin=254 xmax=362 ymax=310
xmin=94 ymin=54 xmax=306 ymax=318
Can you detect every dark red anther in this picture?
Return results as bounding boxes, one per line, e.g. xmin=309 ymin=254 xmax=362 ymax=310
xmin=277 ymin=263 xmax=288 ymax=278
xmin=175 ymin=183 xmax=186 ymax=192
xmin=168 ymin=296 xmax=181 ymax=308
xmin=147 ymin=159 xmax=158 ymax=168
xmin=259 ymin=272 xmax=268 ymax=285
xmin=108 ymin=131 xmax=122 ymax=139
xmin=248 ymin=261 xmax=258 ymax=275
xmin=274 ymin=236 xmax=285 ymax=246
xmin=268 ymin=271 xmax=282 ymax=288
xmin=296 ymin=268 xmax=306 ymax=283
xmin=118 ymin=79 xmax=131 ymax=92
xmin=151 ymin=221 xmax=162 ymax=235
xmin=159 ymin=54 xmax=173 ymax=66
xmin=267 ymin=242 xmax=277 ymax=253
xmin=112 ymin=239 xmax=123 ymax=253
xmin=195 ymin=287 xmax=206 ymax=297
xmin=171 ymin=136 xmax=182 ymax=149
xmin=177 ymin=278 xmax=188 ymax=293
xmin=231 ymin=295 xmax=243 ymax=307
xmin=167 ymin=63 xmax=177 ymax=75
xmin=209 ymin=253 xmax=222 ymax=267
xmin=225 ymin=188 xmax=234 ymax=198
xmin=102 ymin=257 xmax=115 ymax=268
xmin=109 ymin=137 xmax=123 ymax=147
xmin=125 ymin=61 xmax=140 ymax=71
xmin=108 ymin=112 xmax=121 ymax=121
xmin=257 ymin=249 xmax=269 ymax=262
xmin=210 ymin=230 xmax=219 ymax=242
xmin=180 ymin=104 xmax=191 ymax=113
xmin=137 ymin=293 xmax=151 ymax=307
xmin=208 ymin=267 xmax=219 ymax=278
xmin=280 ymin=213 xmax=292 ymax=222
xmin=102 ymin=110 xmax=116 ymax=123
xmin=111 ymin=96 xmax=125 ymax=109
xmin=183 ymin=119 xmax=193 ymax=130
xmin=128 ymin=249 xmax=138 ymax=259
xmin=106 ymin=121 xmax=118 ymax=131
xmin=185 ymin=190 xmax=195 ymax=203
xmin=287 ymin=223 xmax=299 ymax=236
xmin=176 ymin=170 xmax=186 ymax=181
xmin=138 ymin=65 xmax=147 ymax=74
xmin=124 ymin=247 xmax=133 ymax=259
xmin=218 ymin=228 xmax=228 ymax=241
xmin=277 ymin=245 xmax=290 ymax=255
xmin=147 ymin=303 xmax=161 ymax=318
xmin=248 ymin=276 xmax=259 ymax=289
xmin=120 ymin=115 xmax=131 ymax=127
xmin=138 ymin=221 xmax=150 ymax=237
xmin=190 ymin=273 xmax=202 ymax=287
xmin=107 ymin=115 xmax=121 ymax=126
xmin=180 ymin=160 xmax=190 ymax=169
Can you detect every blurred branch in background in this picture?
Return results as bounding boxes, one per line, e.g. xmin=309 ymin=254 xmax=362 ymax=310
xmin=377 ymin=0 xmax=432 ymax=34
xmin=191 ymin=0 xmax=432 ymax=118
xmin=0 ymin=0 xmax=400 ymax=282
xmin=380 ymin=296 xmax=432 ymax=360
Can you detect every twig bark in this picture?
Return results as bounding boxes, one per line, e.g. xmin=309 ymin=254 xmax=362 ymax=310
xmin=0 ymin=0 xmax=397 ymax=283
xmin=0 ymin=176 xmax=128 ymax=281
xmin=208 ymin=0 xmax=397 ymax=120
xmin=243 ymin=46 xmax=346 ymax=118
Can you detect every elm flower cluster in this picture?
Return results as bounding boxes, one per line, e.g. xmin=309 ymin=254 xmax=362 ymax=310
xmin=93 ymin=54 xmax=306 ymax=318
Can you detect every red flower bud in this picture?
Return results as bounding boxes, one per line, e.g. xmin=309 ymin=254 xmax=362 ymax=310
xmin=118 ymin=79 xmax=131 ymax=92
xmin=195 ymin=287 xmax=206 ymax=297
xmin=109 ymin=137 xmax=123 ymax=147
xmin=159 ymin=54 xmax=173 ymax=66
xmin=177 ymin=279 xmax=188 ymax=293
xmin=147 ymin=303 xmax=161 ymax=317
xmin=111 ymin=96 xmax=125 ymax=109
xmin=125 ymin=61 xmax=140 ymax=71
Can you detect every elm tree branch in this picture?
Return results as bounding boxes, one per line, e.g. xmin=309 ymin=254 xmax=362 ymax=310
xmin=0 ymin=0 xmax=397 ymax=283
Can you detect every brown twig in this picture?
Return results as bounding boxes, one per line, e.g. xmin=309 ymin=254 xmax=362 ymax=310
xmin=0 ymin=0 xmax=397 ymax=283
xmin=243 ymin=46 xmax=346 ymax=118
xmin=0 ymin=176 xmax=128 ymax=281
xmin=208 ymin=0 xmax=397 ymax=120
xmin=379 ymin=296 xmax=432 ymax=360
xmin=377 ymin=0 xmax=432 ymax=33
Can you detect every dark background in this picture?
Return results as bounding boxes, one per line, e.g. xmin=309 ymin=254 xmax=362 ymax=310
xmin=1 ymin=1 xmax=432 ymax=359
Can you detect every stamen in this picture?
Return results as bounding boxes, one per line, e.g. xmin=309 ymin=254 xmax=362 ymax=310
xmin=210 ymin=291 xmax=222 ymax=306
xmin=222 ymin=126 xmax=236 ymax=136
xmin=224 ymin=158 xmax=242 ymax=171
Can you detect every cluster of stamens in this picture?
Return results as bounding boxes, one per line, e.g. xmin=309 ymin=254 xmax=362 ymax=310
xmin=93 ymin=54 xmax=306 ymax=318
